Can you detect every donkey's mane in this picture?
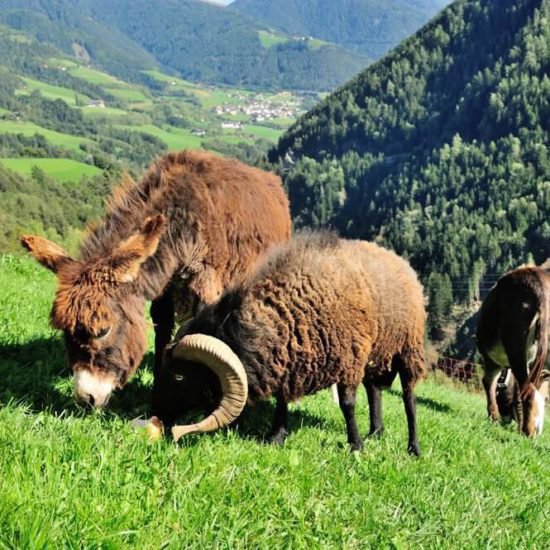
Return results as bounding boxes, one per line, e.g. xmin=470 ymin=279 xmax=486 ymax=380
xmin=81 ymin=156 xmax=177 ymax=261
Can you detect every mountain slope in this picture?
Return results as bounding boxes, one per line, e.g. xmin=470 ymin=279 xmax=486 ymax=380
xmin=270 ymin=0 xmax=550 ymax=299
xmin=0 ymin=0 xmax=367 ymax=90
xmin=231 ymin=0 xmax=450 ymax=58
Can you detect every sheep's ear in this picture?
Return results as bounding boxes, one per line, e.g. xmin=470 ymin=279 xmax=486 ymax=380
xmin=21 ymin=235 xmax=73 ymax=273
xmin=109 ymin=214 xmax=167 ymax=283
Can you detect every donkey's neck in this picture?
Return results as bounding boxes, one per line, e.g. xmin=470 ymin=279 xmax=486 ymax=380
xmin=80 ymin=197 xmax=204 ymax=301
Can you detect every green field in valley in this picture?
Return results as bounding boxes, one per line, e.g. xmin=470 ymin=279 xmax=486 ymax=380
xmin=0 ymin=158 xmax=101 ymax=182
xmin=117 ymin=124 xmax=204 ymax=151
xmin=0 ymin=256 xmax=548 ymax=547
xmin=244 ymin=124 xmax=283 ymax=142
xmin=0 ymin=120 xmax=92 ymax=152
xmin=16 ymin=77 xmax=90 ymax=106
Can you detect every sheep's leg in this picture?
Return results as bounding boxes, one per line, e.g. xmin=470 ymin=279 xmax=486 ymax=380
xmin=364 ymin=380 xmax=384 ymax=438
xmin=267 ymin=395 xmax=289 ymax=445
xmin=150 ymin=287 xmax=175 ymax=416
xmin=398 ymin=368 xmax=421 ymax=457
xmin=481 ymin=357 xmax=502 ymax=422
xmin=337 ymin=384 xmax=363 ymax=451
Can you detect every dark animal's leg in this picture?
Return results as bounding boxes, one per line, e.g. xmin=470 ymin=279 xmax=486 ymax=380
xmin=364 ymin=380 xmax=384 ymax=438
xmin=481 ymin=355 xmax=502 ymax=422
xmin=150 ymin=287 xmax=174 ymax=415
xmin=395 ymin=357 xmax=421 ymax=457
xmin=267 ymin=395 xmax=289 ymax=445
xmin=337 ymin=384 xmax=363 ymax=451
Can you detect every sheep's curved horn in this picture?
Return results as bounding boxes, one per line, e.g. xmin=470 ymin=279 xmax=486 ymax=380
xmin=170 ymin=334 xmax=248 ymax=441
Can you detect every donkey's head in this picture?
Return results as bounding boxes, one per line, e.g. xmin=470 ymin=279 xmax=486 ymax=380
xmin=22 ymin=215 xmax=167 ymax=408
xmin=517 ymin=373 xmax=550 ymax=437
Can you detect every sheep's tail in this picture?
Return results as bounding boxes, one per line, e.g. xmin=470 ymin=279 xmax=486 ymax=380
xmin=403 ymin=345 xmax=428 ymax=386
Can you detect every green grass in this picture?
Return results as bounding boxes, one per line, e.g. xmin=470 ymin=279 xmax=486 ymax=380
xmin=0 ymin=120 xmax=93 ymax=152
xmin=81 ymin=106 xmax=130 ymax=118
xmin=16 ymin=77 xmax=90 ymax=106
xmin=116 ymin=124 xmax=204 ymax=151
xmin=243 ymin=124 xmax=283 ymax=142
xmin=259 ymin=30 xmax=289 ymax=48
xmin=69 ymin=65 xmax=125 ymax=87
xmin=0 ymin=254 xmax=549 ymax=547
xmin=107 ymin=88 xmax=150 ymax=103
xmin=0 ymin=158 xmax=101 ymax=182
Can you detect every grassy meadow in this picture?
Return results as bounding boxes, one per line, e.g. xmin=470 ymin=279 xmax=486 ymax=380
xmin=0 ymin=255 xmax=549 ymax=548
xmin=0 ymin=158 xmax=102 ymax=182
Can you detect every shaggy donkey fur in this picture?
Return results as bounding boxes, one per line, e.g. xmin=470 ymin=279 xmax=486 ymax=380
xmin=155 ymin=232 xmax=427 ymax=454
xmin=21 ymin=150 xmax=290 ymax=408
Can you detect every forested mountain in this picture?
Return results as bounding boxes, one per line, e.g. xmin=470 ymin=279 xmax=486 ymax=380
xmin=0 ymin=0 xmax=366 ymax=90
xmin=231 ymin=0 xmax=450 ymax=58
xmin=270 ymin=0 xmax=550 ymax=318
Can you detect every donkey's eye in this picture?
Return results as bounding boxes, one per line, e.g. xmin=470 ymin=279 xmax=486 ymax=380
xmin=174 ymin=374 xmax=185 ymax=382
xmin=95 ymin=327 xmax=111 ymax=340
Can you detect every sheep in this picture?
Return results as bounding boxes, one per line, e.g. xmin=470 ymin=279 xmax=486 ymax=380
xmin=153 ymin=232 xmax=427 ymax=455
xmin=21 ymin=150 xmax=291 ymax=408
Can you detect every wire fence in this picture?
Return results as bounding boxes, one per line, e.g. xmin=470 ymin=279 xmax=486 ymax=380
xmin=433 ymin=356 xmax=483 ymax=390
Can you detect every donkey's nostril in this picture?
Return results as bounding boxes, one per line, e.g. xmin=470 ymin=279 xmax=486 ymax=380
xmin=87 ymin=394 xmax=95 ymax=407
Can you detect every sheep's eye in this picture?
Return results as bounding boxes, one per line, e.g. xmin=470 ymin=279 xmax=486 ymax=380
xmin=174 ymin=374 xmax=184 ymax=382
xmin=95 ymin=327 xmax=111 ymax=340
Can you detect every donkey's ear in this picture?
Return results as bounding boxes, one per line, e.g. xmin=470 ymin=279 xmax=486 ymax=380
xmin=21 ymin=235 xmax=73 ymax=273
xmin=109 ymin=214 xmax=167 ymax=283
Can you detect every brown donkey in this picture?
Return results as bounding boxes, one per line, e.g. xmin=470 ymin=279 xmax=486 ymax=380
xmin=476 ymin=264 xmax=549 ymax=437
xmin=22 ymin=150 xmax=291 ymax=408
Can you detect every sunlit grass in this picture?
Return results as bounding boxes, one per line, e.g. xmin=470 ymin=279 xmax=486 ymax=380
xmin=1 ymin=255 xmax=548 ymax=547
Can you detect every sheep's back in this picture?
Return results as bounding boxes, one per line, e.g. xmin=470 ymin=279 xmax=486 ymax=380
xmin=238 ymin=235 xmax=425 ymax=401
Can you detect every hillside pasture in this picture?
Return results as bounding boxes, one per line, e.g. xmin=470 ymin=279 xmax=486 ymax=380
xmin=0 ymin=158 xmax=101 ymax=182
xmin=0 ymin=255 xmax=548 ymax=547
xmin=116 ymin=124 xmax=204 ymax=151
xmin=0 ymin=120 xmax=92 ymax=152
xmin=16 ymin=77 xmax=90 ymax=107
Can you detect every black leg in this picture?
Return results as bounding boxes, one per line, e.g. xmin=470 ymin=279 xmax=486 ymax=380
xmin=364 ymin=379 xmax=384 ymax=438
xmin=267 ymin=395 xmax=289 ymax=445
xmin=150 ymin=287 xmax=174 ymax=416
xmin=398 ymin=369 xmax=420 ymax=457
xmin=337 ymin=384 xmax=363 ymax=451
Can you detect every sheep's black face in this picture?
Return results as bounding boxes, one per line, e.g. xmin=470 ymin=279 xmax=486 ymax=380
xmin=151 ymin=352 xmax=222 ymax=428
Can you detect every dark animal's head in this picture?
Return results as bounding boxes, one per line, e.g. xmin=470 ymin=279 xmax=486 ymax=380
xmin=21 ymin=215 xmax=167 ymax=408
xmin=517 ymin=373 xmax=549 ymax=437
xmin=153 ymin=291 xmax=250 ymax=438
xmin=498 ymin=371 xmax=550 ymax=437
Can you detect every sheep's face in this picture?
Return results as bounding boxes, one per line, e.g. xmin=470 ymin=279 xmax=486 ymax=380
xmin=152 ymin=352 xmax=222 ymax=427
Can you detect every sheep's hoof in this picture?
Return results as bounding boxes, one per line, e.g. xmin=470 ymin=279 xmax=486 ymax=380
xmin=349 ymin=441 xmax=364 ymax=452
xmin=407 ymin=442 xmax=421 ymax=457
xmin=267 ymin=428 xmax=288 ymax=446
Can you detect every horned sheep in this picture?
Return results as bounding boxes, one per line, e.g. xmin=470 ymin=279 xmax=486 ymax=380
xmin=153 ymin=232 xmax=427 ymax=455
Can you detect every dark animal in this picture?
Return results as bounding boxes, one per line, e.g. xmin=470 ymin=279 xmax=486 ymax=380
xmin=153 ymin=233 xmax=427 ymax=455
xmin=21 ymin=150 xmax=291 ymax=408
xmin=476 ymin=265 xmax=550 ymax=437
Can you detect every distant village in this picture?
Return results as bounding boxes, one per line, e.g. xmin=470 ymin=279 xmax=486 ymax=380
xmin=213 ymin=91 xmax=304 ymax=130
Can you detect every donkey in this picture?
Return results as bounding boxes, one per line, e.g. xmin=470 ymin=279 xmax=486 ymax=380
xmin=22 ymin=150 xmax=291 ymax=409
xmin=476 ymin=264 xmax=549 ymax=436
